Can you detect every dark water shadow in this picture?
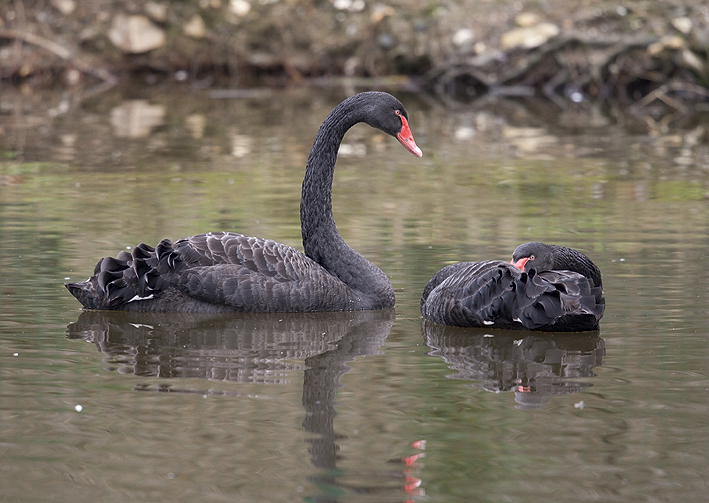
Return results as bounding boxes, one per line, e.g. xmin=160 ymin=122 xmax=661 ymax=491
xmin=66 ymin=310 xmax=424 ymax=501
xmin=421 ymin=320 xmax=605 ymax=409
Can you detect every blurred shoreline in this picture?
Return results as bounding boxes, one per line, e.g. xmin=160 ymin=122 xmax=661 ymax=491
xmin=0 ymin=0 xmax=707 ymax=109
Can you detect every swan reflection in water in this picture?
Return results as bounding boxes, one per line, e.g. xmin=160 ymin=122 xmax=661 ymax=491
xmin=66 ymin=310 xmax=424 ymax=501
xmin=422 ymin=320 xmax=605 ymax=409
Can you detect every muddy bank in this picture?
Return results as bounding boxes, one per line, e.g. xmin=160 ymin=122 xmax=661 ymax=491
xmin=0 ymin=1 xmax=708 ymax=108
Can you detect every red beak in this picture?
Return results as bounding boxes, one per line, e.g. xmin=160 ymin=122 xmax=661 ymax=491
xmin=511 ymin=257 xmax=530 ymax=270
xmin=396 ymin=115 xmax=423 ymax=158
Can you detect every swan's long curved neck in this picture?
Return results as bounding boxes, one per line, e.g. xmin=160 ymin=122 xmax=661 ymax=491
xmin=551 ymin=245 xmax=603 ymax=289
xmin=300 ymin=100 xmax=393 ymax=308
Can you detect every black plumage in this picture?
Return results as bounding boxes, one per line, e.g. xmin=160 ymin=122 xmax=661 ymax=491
xmin=421 ymin=242 xmax=605 ymax=332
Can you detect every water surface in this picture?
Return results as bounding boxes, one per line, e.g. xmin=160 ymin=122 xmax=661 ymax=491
xmin=1 ymin=85 xmax=708 ymax=502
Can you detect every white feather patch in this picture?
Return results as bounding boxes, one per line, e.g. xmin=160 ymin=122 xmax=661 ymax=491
xmin=128 ymin=294 xmax=155 ymax=302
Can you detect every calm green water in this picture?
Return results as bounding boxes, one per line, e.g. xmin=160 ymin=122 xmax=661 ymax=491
xmin=1 ymin=86 xmax=708 ymax=502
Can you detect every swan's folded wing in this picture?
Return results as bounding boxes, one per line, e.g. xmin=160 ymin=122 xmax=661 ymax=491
xmin=420 ymin=261 xmax=479 ymax=308
xmin=66 ymin=232 xmax=361 ymax=312
xmin=421 ymin=260 xmax=525 ymax=327
xmin=170 ymin=232 xmax=302 ymax=279
xmin=167 ymin=233 xmax=359 ymax=312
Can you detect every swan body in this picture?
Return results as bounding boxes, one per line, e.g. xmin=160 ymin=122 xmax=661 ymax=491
xmin=421 ymin=242 xmax=604 ymax=332
xmin=66 ymin=92 xmax=422 ymax=313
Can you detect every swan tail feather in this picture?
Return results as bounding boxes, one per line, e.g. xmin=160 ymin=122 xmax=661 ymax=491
xmin=65 ymin=242 xmax=176 ymax=310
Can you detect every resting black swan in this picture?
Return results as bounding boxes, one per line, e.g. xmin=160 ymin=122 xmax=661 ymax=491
xmin=66 ymin=92 xmax=422 ymax=313
xmin=420 ymin=242 xmax=604 ymax=332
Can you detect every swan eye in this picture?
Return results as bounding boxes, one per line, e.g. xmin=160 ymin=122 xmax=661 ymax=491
xmin=395 ymin=110 xmax=402 ymax=116
xmin=529 ymin=255 xmax=535 ymax=260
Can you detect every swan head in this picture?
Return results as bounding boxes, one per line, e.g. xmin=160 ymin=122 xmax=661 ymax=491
xmin=355 ymin=92 xmax=423 ymax=158
xmin=511 ymin=242 xmax=602 ymax=288
xmin=510 ymin=242 xmax=555 ymax=272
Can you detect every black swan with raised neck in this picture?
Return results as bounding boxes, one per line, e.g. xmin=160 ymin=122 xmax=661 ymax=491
xmin=66 ymin=92 xmax=422 ymax=313
xmin=421 ymin=242 xmax=604 ymax=332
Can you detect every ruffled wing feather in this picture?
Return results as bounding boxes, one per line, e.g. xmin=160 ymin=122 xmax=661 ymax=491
xmin=66 ymin=232 xmax=360 ymax=312
xmin=421 ymin=261 xmax=605 ymax=331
